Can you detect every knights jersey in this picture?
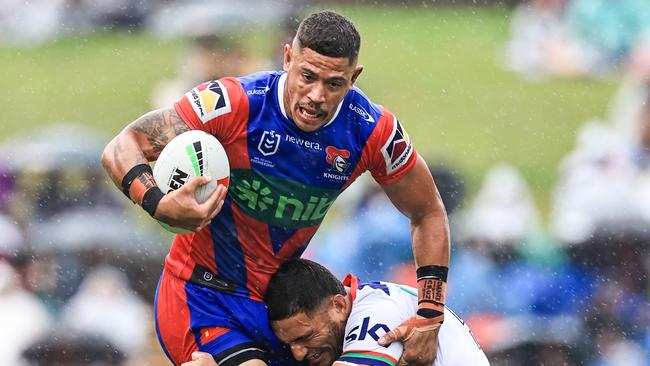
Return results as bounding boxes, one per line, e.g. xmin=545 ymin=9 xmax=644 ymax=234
xmin=168 ymin=71 xmax=417 ymax=301
xmin=338 ymin=275 xmax=490 ymax=366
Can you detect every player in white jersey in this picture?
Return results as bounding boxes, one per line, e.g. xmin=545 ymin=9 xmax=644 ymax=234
xmin=182 ymin=259 xmax=489 ymax=366
xmin=333 ymin=277 xmax=487 ymax=366
xmin=267 ymin=259 xmax=489 ymax=366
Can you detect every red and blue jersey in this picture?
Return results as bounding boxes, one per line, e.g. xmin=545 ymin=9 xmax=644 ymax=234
xmin=169 ymin=71 xmax=417 ymax=301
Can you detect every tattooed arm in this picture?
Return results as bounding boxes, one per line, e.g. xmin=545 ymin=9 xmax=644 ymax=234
xmin=102 ymin=107 xmax=189 ymax=186
xmin=101 ymin=107 xmax=226 ymax=231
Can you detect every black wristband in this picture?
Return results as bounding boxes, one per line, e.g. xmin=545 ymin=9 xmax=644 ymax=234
xmin=417 ymin=265 xmax=448 ymax=282
xmin=121 ymin=164 xmax=153 ymax=200
xmin=142 ymin=186 xmax=164 ymax=217
xmin=417 ymin=308 xmax=445 ymax=320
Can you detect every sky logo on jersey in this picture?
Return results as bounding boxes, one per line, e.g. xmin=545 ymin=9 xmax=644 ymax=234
xmin=349 ymin=103 xmax=375 ymax=123
xmin=325 ymin=146 xmax=350 ymax=174
xmin=381 ymin=119 xmax=413 ymax=174
xmin=345 ymin=316 xmax=390 ymax=345
xmin=187 ymin=80 xmax=232 ymax=124
xmin=230 ymin=169 xmax=339 ymax=228
xmin=258 ymin=130 xmax=281 ymax=156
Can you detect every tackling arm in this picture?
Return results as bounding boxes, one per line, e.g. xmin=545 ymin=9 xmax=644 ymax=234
xmin=101 ymin=107 xmax=226 ymax=231
xmin=381 ymin=154 xmax=450 ymax=275
xmin=378 ymin=154 xmax=450 ymax=366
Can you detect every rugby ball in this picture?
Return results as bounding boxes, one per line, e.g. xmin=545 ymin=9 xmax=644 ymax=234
xmin=153 ymin=130 xmax=230 ymax=234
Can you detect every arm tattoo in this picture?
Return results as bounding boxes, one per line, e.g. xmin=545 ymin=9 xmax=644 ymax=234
xmin=130 ymin=108 xmax=190 ymax=160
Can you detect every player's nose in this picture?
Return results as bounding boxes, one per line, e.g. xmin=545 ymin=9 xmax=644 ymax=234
xmin=290 ymin=343 xmax=309 ymax=361
xmin=306 ymin=83 xmax=326 ymax=104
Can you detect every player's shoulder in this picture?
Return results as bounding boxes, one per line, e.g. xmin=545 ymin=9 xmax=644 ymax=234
xmin=344 ymin=86 xmax=386 ymax=126
xmin=353 ymin=280 xmax=405 ymax=305
xmin=237 ymin=70 xmax=282 ymax=96
xmin=181 ymin=78 xmax=239 ymax=125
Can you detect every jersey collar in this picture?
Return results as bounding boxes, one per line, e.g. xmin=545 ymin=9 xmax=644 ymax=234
xmin=277 ymin=72 xmax=344 ymax=130
xmin=342 ymin=273 xmax=359 ymax=303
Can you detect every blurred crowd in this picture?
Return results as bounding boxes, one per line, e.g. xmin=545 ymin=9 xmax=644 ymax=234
xmin=1 ymin=0 xmax=650 ymax=365
xmin=503 ymin=0 xmax=650 ymax=80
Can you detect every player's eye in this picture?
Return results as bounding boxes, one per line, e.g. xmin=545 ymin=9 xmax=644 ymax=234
xmin=302 ymin=73 xmax=314 ymax=82
xmin=329 ymin=81 xmax=343 ymax=89
xmin=299 ymin=331 xmax=315 ymax=342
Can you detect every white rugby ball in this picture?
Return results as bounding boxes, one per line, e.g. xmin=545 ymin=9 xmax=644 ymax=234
xmin=153 ymin=130 xmax=230 ymax=234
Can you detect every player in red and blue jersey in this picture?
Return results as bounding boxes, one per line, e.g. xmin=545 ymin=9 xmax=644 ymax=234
xmin=102 ymin=11 xmax=450 ymax=366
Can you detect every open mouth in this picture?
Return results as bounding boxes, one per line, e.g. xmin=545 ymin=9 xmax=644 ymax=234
xmin=298 ymin=106 xmax=325 ymax=123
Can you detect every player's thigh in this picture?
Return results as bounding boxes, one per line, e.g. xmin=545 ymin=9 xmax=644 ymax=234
xmin=197 ymin=325 xmax=269 ymax=366
xmin=239 ymin=359 xmax=268 ymax=366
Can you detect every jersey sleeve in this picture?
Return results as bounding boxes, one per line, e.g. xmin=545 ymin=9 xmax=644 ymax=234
xmin=173 ymin=77 xmax=248 ymax=144
xmin=338 ymin=291 xmax=405 ymax=366
xmin=363 ymin=107 xmax=417 ymax=185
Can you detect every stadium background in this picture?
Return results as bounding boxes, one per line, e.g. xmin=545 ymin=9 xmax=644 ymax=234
xmin=0 ymin=0 xmax=648 ymax=365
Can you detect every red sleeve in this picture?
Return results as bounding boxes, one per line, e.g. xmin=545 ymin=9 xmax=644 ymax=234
xmin=173 ymin=77 xmax=248 ymax=144
xmin=365 ymin=107 xmax=417 ymax=185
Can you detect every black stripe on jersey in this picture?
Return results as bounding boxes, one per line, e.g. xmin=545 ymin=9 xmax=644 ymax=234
xmin=212 ymin=342 xmax=265 ymax=366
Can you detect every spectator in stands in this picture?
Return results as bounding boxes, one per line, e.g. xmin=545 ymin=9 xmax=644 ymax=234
xmin=460 ymin=163 xmax=541 ymax=261
xmin=22 ymin=329 xmax=125 ymax=366
xmin=504 ymin=0 xmax=650 ymax=79
xmin=565 ymin=0 xmax=650 ymax=76
xmin=503 ymin=0 xmax=590 ymax=79
xmin=630 ymin=88 xmax=650 ymax=170
xmin=0 ymin=258 xmax=52 ymax=366
xmin=151 ymin=34 xmax=252 ymax=109
xmin=59 ymin=265 xmax=150 ymax=356
xmin=550 ymin=121 xmax=636 ymax=244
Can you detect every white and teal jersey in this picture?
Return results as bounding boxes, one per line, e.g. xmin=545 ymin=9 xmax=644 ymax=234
xmin=337 ymin=275 xmax=490 ymax=366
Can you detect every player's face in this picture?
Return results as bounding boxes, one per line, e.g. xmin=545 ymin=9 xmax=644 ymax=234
xmin=272 ymin=302 xmax=347 ymax=366
xmin=283 ymin=42 xmax=363 ymax=132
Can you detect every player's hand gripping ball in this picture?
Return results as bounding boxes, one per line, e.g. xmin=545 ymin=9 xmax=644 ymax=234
xmin=153 ymin=130 xmax=230 ymax=233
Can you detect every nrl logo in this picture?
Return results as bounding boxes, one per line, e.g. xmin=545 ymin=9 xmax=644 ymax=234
xmin=258 ymin=130 xmax=281 ymax=156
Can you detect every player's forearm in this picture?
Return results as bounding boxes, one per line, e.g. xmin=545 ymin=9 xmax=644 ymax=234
xmin=410 ymin=206 xmax=450 ymax=267
xmin=101 ymin=128 xmax=149 ymax=189
xmin=410 ymin=197 xmax=449 ymax=323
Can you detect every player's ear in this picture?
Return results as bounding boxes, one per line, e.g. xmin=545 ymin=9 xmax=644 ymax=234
xmin=331 ymin=294 xmax=347 ymax=314
xmin=350 ymin=65 xmax=363 ymax=86
xmin=283 ymin=43 xmax=293 ymax=72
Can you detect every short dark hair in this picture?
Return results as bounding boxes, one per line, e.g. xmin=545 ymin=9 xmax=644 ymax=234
xmin=266 ymin=258 xmax=346 ymax=321
xmin=295 ymin=10 xmax=361 ymax=65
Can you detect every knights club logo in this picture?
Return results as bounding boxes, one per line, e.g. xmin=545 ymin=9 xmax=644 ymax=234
xmin=258 ymin=130 xmax=281 ymax=156
xmin=325 ymin=146 xmax=350 ymax=173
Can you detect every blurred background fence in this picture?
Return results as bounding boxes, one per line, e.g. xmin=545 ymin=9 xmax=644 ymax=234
xmin=1 ymin=0 xmax=649 ymax=365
